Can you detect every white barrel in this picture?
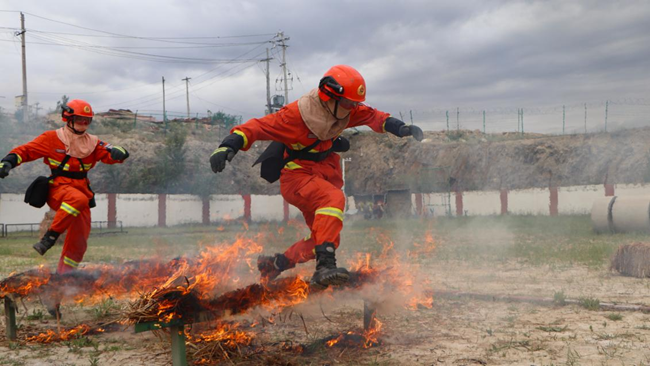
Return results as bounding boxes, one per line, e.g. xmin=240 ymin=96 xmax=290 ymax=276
xmin=611 ymin=196 xmax=650 ymax=233
xmin=592 ymin=196 xmax=650 ymax=233
xmin=591 ymin=196 xmax=615 ymax=233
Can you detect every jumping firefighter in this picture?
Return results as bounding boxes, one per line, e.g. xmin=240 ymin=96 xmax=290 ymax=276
xmin=0 ymin=99 xmax=129 ymax=316
xmin=210 ymin=65 xmax=423 ymax=289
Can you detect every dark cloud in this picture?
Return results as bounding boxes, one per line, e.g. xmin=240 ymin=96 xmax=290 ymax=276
xmin=0 ymin=0 xmax=648 ymax=131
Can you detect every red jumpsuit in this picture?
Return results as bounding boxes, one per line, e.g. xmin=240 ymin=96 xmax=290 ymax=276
xmin=232 ymin=102 xmax=390 ymax=264
xmin=9 ymin=131 xmax=124 ymax=273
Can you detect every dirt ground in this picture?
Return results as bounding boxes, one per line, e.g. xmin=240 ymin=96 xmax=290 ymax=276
xmin=1 ymin=217 xmax=650 ymax=365
xmin=1 ymin=261 xmax=649 ymax=365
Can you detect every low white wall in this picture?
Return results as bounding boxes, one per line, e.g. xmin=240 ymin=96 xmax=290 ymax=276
xmin=92 ymin=194 xmax=109 ymax=222
xmin=4 ymin=183 xmax=650 ymax=229
xmin=116 ymin=194 xmax=158 ymax=227
xmin=167 ymin=194 xmax=203 ymax=226
xmin=557 ymin=185 xmax=602 ymax=215
xmin=463 ymin=190 xmax=501 ymax=216
xmin=508 ymin=187 xmax=550 ymax=215
xmin=210 ymin=195 xmax=244 ymax=222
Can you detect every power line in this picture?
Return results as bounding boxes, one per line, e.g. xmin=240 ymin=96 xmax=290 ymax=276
xmin=28 ymin=32 xmax=267 ymax=64
xmin=21 ymin=11 xmax=274 ymax=46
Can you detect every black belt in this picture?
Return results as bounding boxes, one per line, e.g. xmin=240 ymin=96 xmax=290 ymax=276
xmin=285 ymin=147 xmax=334 ymax=163
xmin=52 ymin=170 xmax=88 ymax=179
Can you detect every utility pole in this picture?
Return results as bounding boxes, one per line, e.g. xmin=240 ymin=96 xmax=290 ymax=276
xmin=456 ymin=107 xmax=459 ymax=132
xmin=18 ymin=12 xmax=28 ymax=123
xmin=605 ymin=100 xmax=608 ymax=132
xmin=562 ymin=105 xmax=566 ymax=135
xmin=263 ymin=48 xmax=272 ymax=114
xmin=277 ymin=31 xmax=290 ymax=105
xmin=446 ymin=110 xmax=449 ymax=132
xmin=182 ymin=77 xmax=191 ymax=119
xmin=584 ymin=103 xmax=587 ymax=133
xmin=162 ymin=76 xmax=167 ymax=129
xmin=34 ymin=102 xmax=41 ymax=118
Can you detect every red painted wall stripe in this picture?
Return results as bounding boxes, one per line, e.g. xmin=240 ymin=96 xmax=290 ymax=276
xmin=107 ymin=193 xmax=117 ymax=228
xmin=283 ymin=199 xmax=289 ymax=222
xmin=158 ymin=193 xmax=167 ymax=227
xmin=455 ymin=191 xmax=463 ymax=216
xmin=500 ymin=189 xmax=508 ymax=215
xmin=549 ymin=187 xmax=558 ymax=216
xmin=243 ymin=194 xmax=252 ymax=223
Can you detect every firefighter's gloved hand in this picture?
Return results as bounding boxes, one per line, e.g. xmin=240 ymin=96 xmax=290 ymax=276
xmin=0 ymin=161 xmax=12 ymax=179
xmin=398 ymin=125 xmax=424 ymax=142
xmin=110 ymin=146 xmax=129 ymax=161
xmin=210 ymin=147 xmax=236 ymax=173
xmin=332 ymin=136 xmax=350 ymax=152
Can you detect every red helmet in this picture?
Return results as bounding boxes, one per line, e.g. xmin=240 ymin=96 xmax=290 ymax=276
xmin=318 ymin=65 xmax=366 ymax=103
xmin=61 ymin=99 xmax=94 ymax=122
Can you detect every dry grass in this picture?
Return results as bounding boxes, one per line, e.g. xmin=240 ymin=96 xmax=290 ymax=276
xmin=610 ymin=242 xmax=650 ymax=278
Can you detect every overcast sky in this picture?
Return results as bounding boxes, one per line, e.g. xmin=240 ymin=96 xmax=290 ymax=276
xmin=0 ymin=0 xmax=649 ymax=132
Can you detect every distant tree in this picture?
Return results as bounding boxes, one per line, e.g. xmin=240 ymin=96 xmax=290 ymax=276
xmin=210 ymin=110 xmax=239 ymax=130
xmin=55 ymin=95 xmax=69 ymax=113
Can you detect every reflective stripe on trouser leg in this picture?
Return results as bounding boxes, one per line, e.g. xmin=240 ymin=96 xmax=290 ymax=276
xmin=57 ymin=206 xmax=90 ymax=274
xmin=312 ymin=207 xmax=344 ymax=249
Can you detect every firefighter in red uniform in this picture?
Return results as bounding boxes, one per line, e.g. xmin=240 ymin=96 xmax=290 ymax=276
xmin=210 ymin=65 xmax=423 ymax=288
xmin=0 ymin=99 xmax=129 ymax=279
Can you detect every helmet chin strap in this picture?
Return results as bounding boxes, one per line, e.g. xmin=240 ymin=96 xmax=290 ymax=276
xmin=324 ymin=99 xmax=350 ymax=121
xmin=66 ymin=119 xmax=86 ymax=135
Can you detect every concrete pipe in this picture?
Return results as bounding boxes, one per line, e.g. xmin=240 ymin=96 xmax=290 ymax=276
xmin=591 ymin=196 xmax=650 ymax=233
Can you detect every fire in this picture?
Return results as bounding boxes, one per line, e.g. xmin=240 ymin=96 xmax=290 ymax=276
xmin=408 ymin=230 xmax=436 ymax=257
xmin=407 ymin=292 xmax=434 ymax=310
xmin=189 ymin=322 xmax=255 ymax=364
xmin=26 ymin=324 xmax=91 ymax=343
xmin=325 ymin=318 xmax=383 ymax=349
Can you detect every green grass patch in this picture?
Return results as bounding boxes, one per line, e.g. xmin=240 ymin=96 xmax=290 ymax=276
xmin=605 ymin=313 xmax=623 ymax=321
xmin=0 ymin=215 xmax=637 ymax=277
xmin=579 ymin=297 xmax=601 ymax=311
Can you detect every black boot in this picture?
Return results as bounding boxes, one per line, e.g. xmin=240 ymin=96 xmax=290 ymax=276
xmin=257 ymin=253 xmax=295 ymax=281
xmin=310 ymin=242 xmax=349 ymax=289
xmin=33 ymin=230 xmax=60 ymax=256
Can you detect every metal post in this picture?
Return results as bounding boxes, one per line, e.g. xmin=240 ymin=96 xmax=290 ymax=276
xmin=456 ymin=107 xmax=459 ymax=132
xmin=363 ymin=300 xmax=376 ymax=331
xmin=605 ymin=100 xmax=608 ymax=132
xmin=182 ymin=77 xmax=191 ymax=119
xmin=584 ymin=103 xmax=587 ymax=133
xmin=170 ymin=324 xmax=188 ymax=366
xmin=562 ymin=105 xmax=566 ymax=135
xmin=265 ymin=48 xmax=272 ymax=114
xmin=5 ymin=297 xmax=17 ymax=340
xmin=446 ymin=110 xmax=449 ymax=132
xmin=521 ymin=108 xmax=524 ymax=134
xmin=278 ymin=32 xmax=290 ymax=105
xmin=20 ymin=12 xmax=28 ymax=124
xmin=162 ymin=76 xmax=167 ymax=132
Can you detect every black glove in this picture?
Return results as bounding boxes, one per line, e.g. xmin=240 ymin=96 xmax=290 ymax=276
xmin=210 ymin=133 xmax=245 ymax=173
xmin=110 ymin=146 xmax=129 ymax=161
xmin=0 ymin=161 xmax=12 ymax=179
xmin=210 ymin=147 xmax=236 ymax=173
xmin=332 ymin=136 xmax=350 ymax=152
xmin=398 ymin=125 xmax=424 ymax=141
